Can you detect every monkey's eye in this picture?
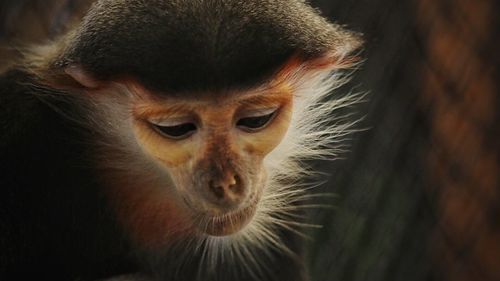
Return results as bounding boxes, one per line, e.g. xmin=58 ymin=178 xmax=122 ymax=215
xmin=237 ymin=108 xmax=278 ymax=132
xmin=149 ymin=119 xmax=197 ymax=140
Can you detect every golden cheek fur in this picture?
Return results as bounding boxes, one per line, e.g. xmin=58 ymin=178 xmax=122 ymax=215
xmin=128 ymin=91 xmax=294 ymax=215
xmin=132 ymin=119 xmax=197 ymax=167
xmin=235 ymin=102 xmax=293 ymax=156
xmin=131 ymin=93 xmax=293 ymax=170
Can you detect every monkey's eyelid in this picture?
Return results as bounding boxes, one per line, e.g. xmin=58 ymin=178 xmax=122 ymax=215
xmin=148 ymin=117 xmax=194 ymax=127
xmin=236 ymin=109 xmax=279 ymax=132
xmin=239 ymin=107 xmax=279 ymax=118
xmin=150 ymin=122 xmax=197 ymax=140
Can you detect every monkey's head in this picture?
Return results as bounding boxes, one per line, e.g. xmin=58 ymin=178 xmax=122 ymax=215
xmin=30 ymin=0 xmax=361 ymax=241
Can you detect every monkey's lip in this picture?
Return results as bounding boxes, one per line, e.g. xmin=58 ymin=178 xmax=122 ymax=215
xmin=190 ymin=197 xmax=259 ymax=237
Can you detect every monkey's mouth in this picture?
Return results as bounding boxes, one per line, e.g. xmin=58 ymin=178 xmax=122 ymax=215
xmin=190 ymin=196 xmax=259 ymax=237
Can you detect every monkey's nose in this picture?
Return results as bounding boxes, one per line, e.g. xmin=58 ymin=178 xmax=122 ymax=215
xmin=208 ymin=174 xmax=245 ymax=209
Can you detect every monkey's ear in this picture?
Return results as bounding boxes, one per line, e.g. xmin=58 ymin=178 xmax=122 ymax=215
xmin=277 ymin=49 xmax=362 ymax=81
xmin=292 ymin=30 xmax=363 ymax=74
xmin=307 ymin=51 xmax=361 ymax=71
xmin=64 ymin=64 xmax=101 ymax=89
xmin=311 ymin=36 xmax=364 ymax=70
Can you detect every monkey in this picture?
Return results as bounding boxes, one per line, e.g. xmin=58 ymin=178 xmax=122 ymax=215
xmin=0 ymin=0 xmax=361 ymax=280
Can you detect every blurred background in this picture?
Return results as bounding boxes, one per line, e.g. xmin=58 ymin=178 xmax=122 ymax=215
xmin=1 ymin=1 xmax=499 ymax=281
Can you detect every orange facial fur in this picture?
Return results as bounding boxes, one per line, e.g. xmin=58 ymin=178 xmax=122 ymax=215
xmin=132 ymin=87 xmax=293 ymax=166
xmin=106 ymin=83 xmax=295 ymax=241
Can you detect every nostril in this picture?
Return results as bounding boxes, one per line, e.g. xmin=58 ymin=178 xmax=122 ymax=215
xmin=228 ymin=175 xmax=243 ymax=195
xmin=209 ymin=180 xmax=225 ymax=199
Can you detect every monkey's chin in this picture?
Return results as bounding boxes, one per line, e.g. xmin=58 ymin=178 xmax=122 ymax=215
xmin=194 ymin=201 xmax=258 ymax=237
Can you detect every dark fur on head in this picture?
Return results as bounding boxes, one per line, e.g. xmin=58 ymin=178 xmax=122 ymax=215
xmin=52 ymin=0 xmax=361 ymax=92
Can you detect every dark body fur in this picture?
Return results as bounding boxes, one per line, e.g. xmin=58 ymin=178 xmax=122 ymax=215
xmin=0 ymin=0 xmax=359 ymax=280
xmin=0 ymin=70 xmax=138 ymax=280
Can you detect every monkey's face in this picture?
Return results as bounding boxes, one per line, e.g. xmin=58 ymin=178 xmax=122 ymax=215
xmin=131 ymin=89 xmax=293 ymax=236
